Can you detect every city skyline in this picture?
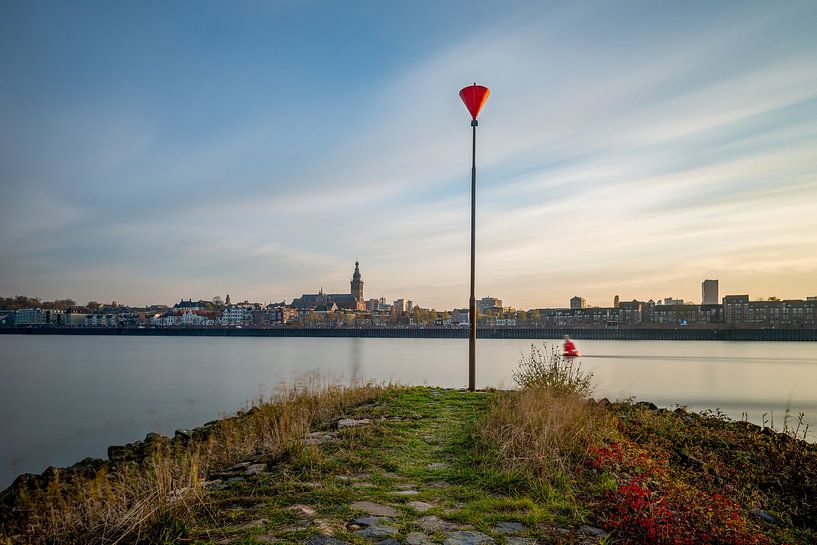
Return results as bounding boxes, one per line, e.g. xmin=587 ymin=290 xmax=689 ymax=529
xmin=2 ymin=1 xmax=817 ymax=309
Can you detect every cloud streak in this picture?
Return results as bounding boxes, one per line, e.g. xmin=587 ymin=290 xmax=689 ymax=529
xmin=1 ymin=1 xmax=816 ymax=307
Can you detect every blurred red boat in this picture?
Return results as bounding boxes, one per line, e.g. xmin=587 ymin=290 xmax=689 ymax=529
xmin=563 ymin=336 xmax=581 ymax=357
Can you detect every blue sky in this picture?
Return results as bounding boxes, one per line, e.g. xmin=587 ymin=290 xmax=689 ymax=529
xmin=1 ymin=1 xmax=816 ymax=309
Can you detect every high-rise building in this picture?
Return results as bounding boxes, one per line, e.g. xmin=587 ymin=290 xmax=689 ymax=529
xmin=702 ymin=279 xmax=719 ymax=305
xmin=570 ymin=296 xmax=587 ymax=309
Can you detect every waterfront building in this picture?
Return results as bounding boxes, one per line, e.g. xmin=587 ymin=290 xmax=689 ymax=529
xmin=393 ymin=299 xmax=408 ymax=313
xmin=723 ymin=295 xmax=750 ymax=324
xmin=618 ymin=300 xmax=645 ymax=325
xmin=264 ymin=304 xmax=298 ymax=325
xmin=702 ymin=279 xmax=719 ymax=305
xmin=221 ymin=304 xmax=256 ymax=326
xmin=12 ymin=308 xmax=65 ymax=326
xmin=0 ymin=310 xmax=14 ymax=325
xmin=477 ymin=297 xmax=502 ymax=313
xmin=652 ymin=304 xmax=701 ymax=325
xmin=570 ymin=296 xmax=587 ymax=310
xmin=699 ymin=304 xmax=723 ymax=323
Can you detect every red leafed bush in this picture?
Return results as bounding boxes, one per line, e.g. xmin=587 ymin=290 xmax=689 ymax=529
xmin=588 ymin=440 xmax=770 ymax=545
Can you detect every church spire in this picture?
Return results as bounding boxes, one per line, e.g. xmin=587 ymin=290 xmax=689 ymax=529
xmin=351 ymin=260 xmax=364 ymax=301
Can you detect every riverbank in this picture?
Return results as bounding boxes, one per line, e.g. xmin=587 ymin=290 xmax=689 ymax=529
xmin=3 ymin=326 xmax=817 ymax=341
xmin=2 ymin=384 xmax=814 ymax=544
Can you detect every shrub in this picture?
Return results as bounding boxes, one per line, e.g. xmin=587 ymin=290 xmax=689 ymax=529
xmin=513 ymin=343 xmax=594 ymax=398
xmin=477 ymin=385 xmax=615 ymax=514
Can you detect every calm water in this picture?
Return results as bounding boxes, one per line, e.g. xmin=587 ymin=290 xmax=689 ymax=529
xmin=1 ymin=335 xmax=816 ymax=488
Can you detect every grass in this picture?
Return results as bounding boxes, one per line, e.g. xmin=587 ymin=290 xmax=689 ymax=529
xmin=3 ymin=347 xmax=815 ymax=545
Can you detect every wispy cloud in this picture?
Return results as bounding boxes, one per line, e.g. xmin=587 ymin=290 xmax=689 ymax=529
xmin=1 ymin=1 xmax=816 ymax=307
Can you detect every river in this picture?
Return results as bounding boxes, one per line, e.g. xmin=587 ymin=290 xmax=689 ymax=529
xmin=1 ymin=335 xmax=816 ymax=488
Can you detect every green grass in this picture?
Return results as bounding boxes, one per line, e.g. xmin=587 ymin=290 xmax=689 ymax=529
xmin=157 ymin=387 xmax=598 ymax=545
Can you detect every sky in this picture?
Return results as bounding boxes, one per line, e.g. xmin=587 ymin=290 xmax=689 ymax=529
xmin=1 ymin=1 xmax=817 ymax=310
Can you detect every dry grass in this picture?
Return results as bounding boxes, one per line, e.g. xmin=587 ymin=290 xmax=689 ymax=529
xmin=478 ymin=387 xmax=614 ymax=483
xmin=1 ymin=376 xmax=393 ymax=545
xmin=477 ymin=344 xmax=614 ymax=511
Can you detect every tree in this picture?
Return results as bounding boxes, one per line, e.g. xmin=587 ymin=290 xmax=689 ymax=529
xmin=86 ymin=301 xmax=101 ymax=311
xmin=212 ymin=296 xmax=223 ymax=306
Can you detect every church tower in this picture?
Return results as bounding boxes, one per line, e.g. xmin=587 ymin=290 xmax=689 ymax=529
xmin=351 ymin=261 xmax=364 ymax=302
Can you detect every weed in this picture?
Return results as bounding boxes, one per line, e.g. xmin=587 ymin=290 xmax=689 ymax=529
xmin=513 ymin=344 xmax=594 ymax=397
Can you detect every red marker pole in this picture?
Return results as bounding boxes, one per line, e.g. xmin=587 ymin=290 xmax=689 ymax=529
xmin=459 ymin=83 xmax=490 ymax=392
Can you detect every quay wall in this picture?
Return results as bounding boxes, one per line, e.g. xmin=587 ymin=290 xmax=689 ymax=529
xmin=1 ymin=327 xmax=816 ymax=341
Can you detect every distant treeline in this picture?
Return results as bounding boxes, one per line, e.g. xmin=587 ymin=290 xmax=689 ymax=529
xmin=0 ymin=296 xmax=97 ymax=311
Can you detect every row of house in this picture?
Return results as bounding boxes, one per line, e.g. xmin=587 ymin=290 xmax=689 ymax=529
xmin=5 ymin=295 xmax=816 ymax=329
xmin=530 ymin=296 xmax=817 ymax=328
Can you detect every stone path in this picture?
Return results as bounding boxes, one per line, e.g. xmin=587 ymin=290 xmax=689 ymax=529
xmin=177 ymin=388 xmax=608 ymax=545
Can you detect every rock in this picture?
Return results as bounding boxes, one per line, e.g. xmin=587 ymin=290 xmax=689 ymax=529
xmin=68 ymin=457 xmax=105 ymax=478
xmin=374 ymin=540 xmax=400 ymax=545
xmin=506 ymin=539 xmax=537 ymax=545
xmin=417 ymin=516 xmax=460 ymax=533
xmin=144 ymin=432 xmax=165 ymax=442
xmin=444 ymin=531 xmax=495 ymax=545
xmin=255 ymin=535 xmax=278 ymax=543
xmin=245 ymin=463 xmax=267 ymax=475
xmin=350 ymin=501 xmax=400 ymax=517
xmin=406 ymin=531 xmax=433 ymax=545
xmin=226 ymin=476 xmax=244 ymax=483
xmin=579 ymin=525 xmax=607 ymax=537
xmin=392 ymin=489 xmax=420 ymax=496
xmin=353 ymin=524 xmax=399 ymax=538
xmin=230 ymin=518 xmax=266 ymax=530
xmin=493 ymin=522 xmax=526 ymax=535
xmin=289 ymin=504 xmax=316 ymax=517
xmin=107 ymin=445 xmax=134 ymax=462
xmin=352 ymin=516 xmax=393 ymax=527
xmin=305 ymin=432 xmax=337 ymax=445
xmin=174 ymin=429 xmax=192 ymax=442
xmin=427 ymin=462 xmax=448 ymax=470
xmin=280 ymin=519 xmax=313 ymax=532
xmin=305 ymin=536 xmax=350 ymax=545
xmin=750 ymin=508 xmax=782 ymax=526
xmin=407 ymin=501 xmax=434 ymax=512
xmin=314 ymin=519 xmax=347 ymax=534
xmin=338 ymin=418 xmax=372 ymax=428
xmin=395 ymin=483 xmax=416 ymax=490
xmin=202 ymin=479 xmax=227 ymax=491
